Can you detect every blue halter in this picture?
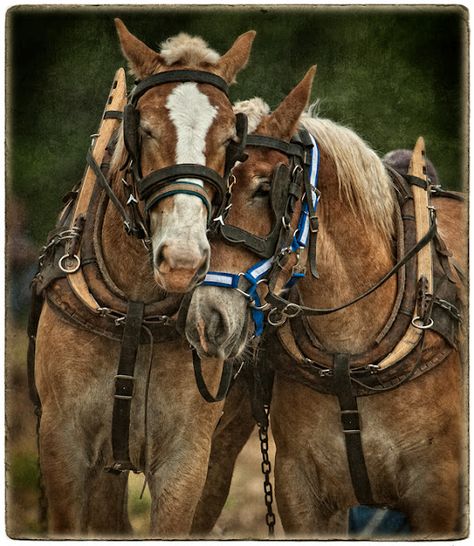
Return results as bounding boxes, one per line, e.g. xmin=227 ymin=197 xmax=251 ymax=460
xmin=201 ymin=132 xmax=320 ymax=336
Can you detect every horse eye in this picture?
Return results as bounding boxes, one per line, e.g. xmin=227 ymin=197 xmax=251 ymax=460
xmin=253 ymin=178 xmax=271 ymax=199
xmin=139 ymin=125 xmax=154 ymax=139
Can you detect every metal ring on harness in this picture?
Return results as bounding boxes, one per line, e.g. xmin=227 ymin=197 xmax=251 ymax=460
xmin=267 ymin=308 xmax=288 ymax=327
xmin=58 ymin=253 xmax=81 ymax=273
xmin=411 ymin=316 xmax=434 ymax=330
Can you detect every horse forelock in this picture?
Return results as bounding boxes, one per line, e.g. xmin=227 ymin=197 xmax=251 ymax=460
xmin=233 ymin=97 xmax=270 ymax=133
xmin=159 ymin=33 xmax=221 ymax=67
xmin=300 ymin=112 xmax=395 ymax=242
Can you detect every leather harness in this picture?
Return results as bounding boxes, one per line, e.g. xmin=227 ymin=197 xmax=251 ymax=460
xmin=263 ymin=170 xmax=463 ymax=506
xmin=27 ymin=68 xmax=464 ymax=496
xmin=27 ymin=67 xmax=249 ymax=474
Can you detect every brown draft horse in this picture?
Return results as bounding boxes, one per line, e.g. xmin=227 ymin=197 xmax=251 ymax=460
xmin=184 ymin=71 xmax=467 ymax=539
xmin=33 ymin=20 xmax=255 ymax=537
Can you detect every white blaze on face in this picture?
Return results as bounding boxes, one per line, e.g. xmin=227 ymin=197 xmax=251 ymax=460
xmin=166 ymin=82 xmax=218 ymax=168
xmin=151 ymin=82 xmax=217 ymax=268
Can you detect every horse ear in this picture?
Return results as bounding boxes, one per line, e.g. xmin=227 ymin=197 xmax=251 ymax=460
xmin=115 ymin=18 xmax=162 ymax=79
xmin=216 ymin=30 xmax=256 ymax=84
xmin=266 ymin=66 xmax=317 ymax=140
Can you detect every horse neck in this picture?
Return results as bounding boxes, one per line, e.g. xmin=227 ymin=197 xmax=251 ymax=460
xmin=99 ymin=171 xmax=163 ymax=303
xmin=298 ymin=149 xmax=397 ymax=354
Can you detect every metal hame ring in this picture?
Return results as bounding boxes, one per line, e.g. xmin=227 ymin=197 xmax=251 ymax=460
xmin=58 ymin=254 xmax=81 ymax=274
xmin=411 ymin=316 xmax=434 ymax=330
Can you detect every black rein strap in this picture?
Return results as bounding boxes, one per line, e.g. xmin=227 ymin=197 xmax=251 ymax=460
xmin=267 ymin=214 xmax=437 ymax=318
xmin=192 ymin=349 xmax=234 ymax=403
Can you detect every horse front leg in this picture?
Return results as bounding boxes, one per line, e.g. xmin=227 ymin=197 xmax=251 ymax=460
xmin=272 ymin=376 xmax=352 ymax=539
xmin=144 ymin=344 xmax=225 ymax=537
xmin=191 ymin=373 xmax=255 ymax=536
xmin=35 ymin=305 xmax=130 ymax=537
xmin=38 ymin=410 xmax=90 ymax=536
xmin=86 ymin=471 xmax=132 ymax=536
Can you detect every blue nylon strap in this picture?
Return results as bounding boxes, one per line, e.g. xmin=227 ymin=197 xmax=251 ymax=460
xmin=294 ymin=133 xmax=320 ymax=248
xmin=285 ymin=133 xmax=320 ymax=287
xmin=201 ymin=272 xmax=240 ymax=289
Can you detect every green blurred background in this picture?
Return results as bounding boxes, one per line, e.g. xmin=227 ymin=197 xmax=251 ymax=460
xmin=7 ymin=4 xmax=468 ymax=246
xmin=4 ymin=4 xmax=468 ymax=538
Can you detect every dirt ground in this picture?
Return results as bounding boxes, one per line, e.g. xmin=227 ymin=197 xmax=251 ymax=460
xmin=5 ymin=321 xmax=280 ymax=539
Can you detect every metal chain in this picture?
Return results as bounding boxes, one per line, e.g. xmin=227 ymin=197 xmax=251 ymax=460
xmin=258 ymin=405 xmax=276 ymax=537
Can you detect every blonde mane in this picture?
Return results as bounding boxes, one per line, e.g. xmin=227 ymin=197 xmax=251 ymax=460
xmin=300 ymin=112 xmax=395 ymax=239
xmin=234 ymin=97 xmax=395 ymax=240
xmin=233 ymin=97 xmax=271 ymax=133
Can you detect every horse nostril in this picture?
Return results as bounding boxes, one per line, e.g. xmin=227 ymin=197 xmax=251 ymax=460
xmin=207 ymin=306 xmax=230 ymax=346
xmin=154 ymin=245 xmax=167 ymax=270
xmin=196 ymin=248 xmax=210 ymax=281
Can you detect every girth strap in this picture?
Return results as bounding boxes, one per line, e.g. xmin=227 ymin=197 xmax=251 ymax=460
xmin=333 ymin=353 xmax=375 ymax=506
xmin=107 ymin=300 xmax=145 ymax=473
xmin=192 ymin=349 xmax=233 ymax=403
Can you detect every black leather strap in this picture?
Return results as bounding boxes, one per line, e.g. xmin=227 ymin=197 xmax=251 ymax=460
xmin=86 ymin=150 xmax=136 ymax=234
xmin=103 ymin=110 xmax=123 ymax=120
xmin=131 ymin=70 xmax=229 ymax=104
xmin=107 ymin=300 xmax=145 ymax=473
xmin=333 ymin=353 xmax=375 ymax=505
xmin=266 ymin=216 xmax=437 ymax=317
xmin=303 ymin=165 xmax=319 ymax=278
xmin=192 ymin=349 xmax=234 ymax=403
xmin=144 ymin=182 xmax=212 ymax=219
xmin=225 ymin=112 xmax=249 ymax=175
xmin=246 ymin=134 xmax=306 ymax=161
xmin=405 ymin=174 xmax=428 ymax=190
xmin=139 ymin=164 xmax=228 ymax=203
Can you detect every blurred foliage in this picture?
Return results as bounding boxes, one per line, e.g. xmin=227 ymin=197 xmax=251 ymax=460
xmin=8 ymin=452 xmax=39 ymax=491
xmin=6 ymin=5 xmax=467 ymax=245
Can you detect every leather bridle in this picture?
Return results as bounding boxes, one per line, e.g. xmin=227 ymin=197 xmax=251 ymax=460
xmin=201 ymin=129 xmax=321 ymax=336
xmin=120 ymin=69 xmax=248 ymax=237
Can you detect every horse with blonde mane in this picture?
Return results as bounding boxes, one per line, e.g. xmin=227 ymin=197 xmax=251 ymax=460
xmin=31 ymin=20 xmax=255 ymax=537
xmin=184 ymin=70 xmax=467 ymax=539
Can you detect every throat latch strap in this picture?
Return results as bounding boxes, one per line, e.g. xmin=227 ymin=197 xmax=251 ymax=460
xmin=333 ymin=353 xmax=375 ymax=506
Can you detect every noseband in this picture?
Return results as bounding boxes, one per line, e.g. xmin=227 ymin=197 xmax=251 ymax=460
xmin=120 ymin=69 xmax=248 ymax=236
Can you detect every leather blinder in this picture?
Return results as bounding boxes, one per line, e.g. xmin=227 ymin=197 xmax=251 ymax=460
xmin=123 ymin=104 xmax=140 ymax=167
xmin=219 ymin=163 xmax=293 ymax=259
